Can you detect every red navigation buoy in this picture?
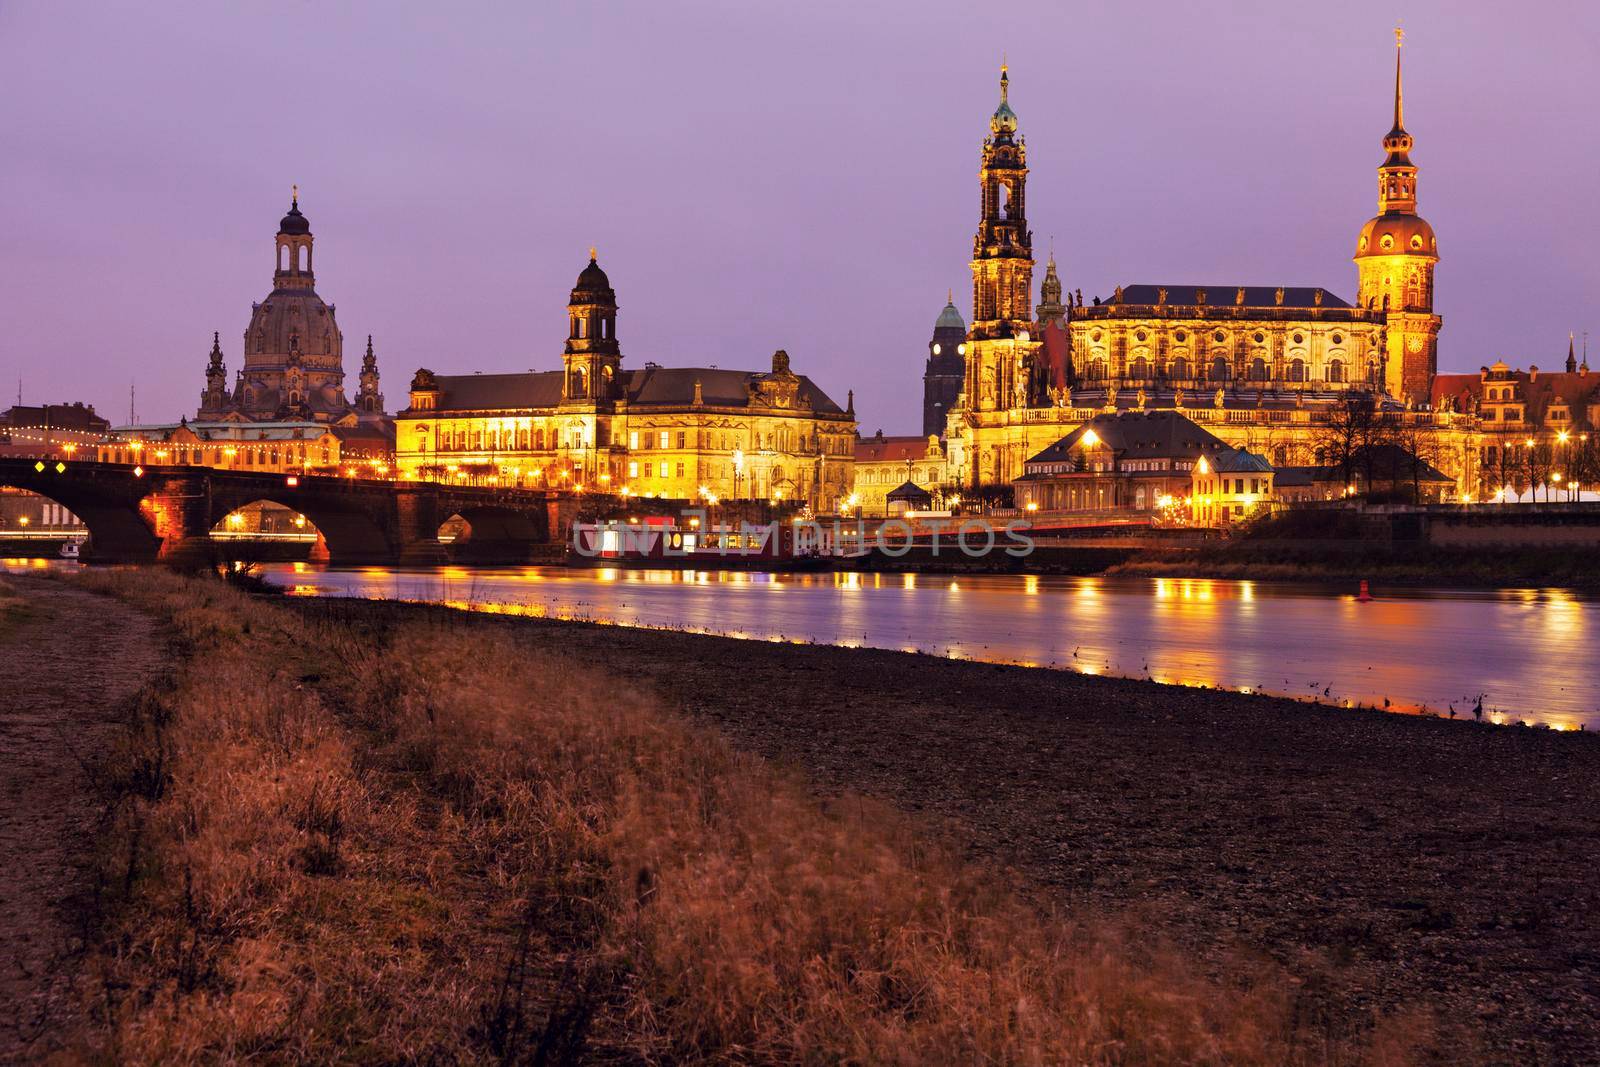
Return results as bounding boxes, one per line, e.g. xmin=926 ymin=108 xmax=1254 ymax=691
xmin=1357 ymin=579 xmax=1372 ymax=602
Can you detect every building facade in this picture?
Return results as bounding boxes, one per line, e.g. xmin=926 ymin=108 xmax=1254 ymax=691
xmin=1433 ymin=344 xmax=1600 ymax=499
xmin=395 ymin=255 xmax=857 ymax=509
xmin=1013 ymin=410 xmax=1271 ymax=526
xmin=852 ymin=431 xmax=949 ymax=515
xmin=944 ymin=39 xmax=1471 ymax=494
xmin=96 ymin=418 xmax=392 ymax=475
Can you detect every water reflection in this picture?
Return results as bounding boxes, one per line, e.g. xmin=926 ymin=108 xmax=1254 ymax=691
xmin=242 ymin=563 xmax=1600 ymax=728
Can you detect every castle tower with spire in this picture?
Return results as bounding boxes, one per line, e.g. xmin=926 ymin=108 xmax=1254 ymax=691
xmin=923 ymin=291 xmax=966 ymax=436
xmin=1355 ymin=29 xmax=1441 ymax=405
xmin=357 ymin=335 xmax=385 ymax=418
xmin=1037 ymin=253 xmax=1066 ymax=331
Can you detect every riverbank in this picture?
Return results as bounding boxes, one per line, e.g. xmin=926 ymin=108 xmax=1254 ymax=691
xmin=1103 ymin=543 xmax=1600 ymax=588
xmin=32 ymin=570 xmax=1413 ymax=1065
xmin=294 ymin=596 xmax=1600 ymax=1064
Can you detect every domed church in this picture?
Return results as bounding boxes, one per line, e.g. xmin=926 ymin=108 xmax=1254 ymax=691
xmin=197 ymin=190 xmax=387 ymax=428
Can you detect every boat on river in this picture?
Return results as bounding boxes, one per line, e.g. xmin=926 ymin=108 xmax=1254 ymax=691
xmin=571 ymin=517 xmax=841 ymax=570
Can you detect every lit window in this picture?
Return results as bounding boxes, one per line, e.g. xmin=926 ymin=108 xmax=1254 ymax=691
xmin=659 ymin=461 xmax=669 ymax=478
xmin=628 ymin=461 xmax=639 ymax=478
xmin=659 ymin=431 xmax=669 ymax=448
xmin=629 ymin=431 xmax=639 ymax=449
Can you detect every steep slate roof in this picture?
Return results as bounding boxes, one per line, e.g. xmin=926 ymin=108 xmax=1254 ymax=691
xmin=433 ymin=372 xmax=565 ymax=411
xmin=1024 ymin=410 xmax=1228 ymax=467
xmin=1210 ymin=447 xmax=1274 ymax=473
xmin=854 ymin=433 xmax=934 ymax=463
xmin=886 ymin=479 xmax=934 ymax=502
xmin=1112 ymin=285 xmax=1353 ymax=310
xmin=1278 ymin=448 xmax=1452 ymax=486
xmin=427 ymin=366 xmax=847 ymax=415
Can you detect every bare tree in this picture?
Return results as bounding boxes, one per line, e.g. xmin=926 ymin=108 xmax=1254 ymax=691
xmin=1313 ymin=393 xmax=1380 ymax=493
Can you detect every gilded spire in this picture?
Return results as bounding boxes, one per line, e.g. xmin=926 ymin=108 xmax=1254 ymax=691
xmin=292 ymin=183 xmax=299 ymax=207
xmin=1568 ymin=332 xmax=1578 ymax=374
xmin=589 ymin=245 xmax=597 ymax=261
xmin=990 ymin=60 xmax=1018 ymax=137
xmin=1392 ymin=26 xmax=1405 ymax=133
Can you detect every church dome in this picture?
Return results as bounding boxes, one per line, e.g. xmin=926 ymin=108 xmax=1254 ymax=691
xmin=1355 ymin=213 xmax=1437 ymax=259
xmin=989 ymin=65 xmax=1018 ymax=137
xmin=245 ymin=289 xmax=340 ymax=364
xmin=935 ymin=300 xmax=966 ymax=332
xmin=576 ymin=257 xmax=609 ymax=289
xmin=570 ymin=251 xmax=616 ymax=304
xmin=278 ymin=197 xmax=310 ymax=235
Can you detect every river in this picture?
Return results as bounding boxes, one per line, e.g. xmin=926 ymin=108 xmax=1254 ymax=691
xmin=243 ymin=562 xmax=1597 ymax=729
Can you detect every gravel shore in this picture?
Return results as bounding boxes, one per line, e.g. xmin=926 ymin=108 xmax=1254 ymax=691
xmin=298 ymin=597 xmax=1600 ymax=1065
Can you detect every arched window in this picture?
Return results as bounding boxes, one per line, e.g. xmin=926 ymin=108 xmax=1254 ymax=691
xmin=1288 ymin=359 xmax=1306 ymax=382
xmin=1211 ymin=357 xmax=1231 ymax=381
xmin=1327 ymin=359 xmax=1345 ymax=383
xmin=1250 ymin=358 xmax=1268 ymax=381
xmin=1088 ymin=359 xmax=1107 ymax=380
xmin=1129 ymin=356 xmax=1149 ymax=379
xmin=1170 ymin=357 xmax=1190 ymax=380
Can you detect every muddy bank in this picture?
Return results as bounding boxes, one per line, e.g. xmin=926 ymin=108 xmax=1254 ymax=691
xmin=295 ymin=596 xmax=1600 ymax=1064
xmin=0 ymin=575 xmax=167 ymax=1061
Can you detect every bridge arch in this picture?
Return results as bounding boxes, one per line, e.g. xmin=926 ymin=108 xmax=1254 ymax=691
xmin=208 ymin=487 xmax=394 ymax=565
xmin=0 ymin=464 xmax=161 ymax=562
xmin=438 ymin=504 xmax=545 ymax=562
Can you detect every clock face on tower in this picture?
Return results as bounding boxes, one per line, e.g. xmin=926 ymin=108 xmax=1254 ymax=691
xmin=1407 ymin=336 xmax=1424 ymax=354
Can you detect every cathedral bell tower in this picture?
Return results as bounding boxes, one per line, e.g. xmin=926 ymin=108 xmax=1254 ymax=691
xmin=562 ymin=249 xmax=621 ymax=404
xmin=1354 ymin=29 xmax=1440 ymax=405
xmin=275 ymin=186 xmax=315 ymax=291
xmin=964 ymin=64 xmax=1040 ymax=426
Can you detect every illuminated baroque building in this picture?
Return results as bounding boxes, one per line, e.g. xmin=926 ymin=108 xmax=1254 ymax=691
xmin=944 ymin=40 xmax=1476 ymax=493
xmin=195 ymin=192 xmax=387 ymax=426
xmin=101 ymin=193 xmax=393 ymax=474
xmin=394 ymin=253 xmax=857 ymax=508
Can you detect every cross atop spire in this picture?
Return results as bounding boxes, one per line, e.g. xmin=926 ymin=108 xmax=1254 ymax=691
xmin=292 ymin=183 xmax=299 ymax=207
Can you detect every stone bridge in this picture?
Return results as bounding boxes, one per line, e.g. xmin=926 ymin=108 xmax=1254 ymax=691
xmin=0 ymin=458 xmax=577 ymax=565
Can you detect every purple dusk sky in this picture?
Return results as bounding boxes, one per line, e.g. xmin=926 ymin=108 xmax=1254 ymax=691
xmin=4 ymin=2 xmax=1596 ymax=432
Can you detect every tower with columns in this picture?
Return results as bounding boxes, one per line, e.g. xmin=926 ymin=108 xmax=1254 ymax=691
xmin=1354 ymin=28 xmax=1441 ymax=405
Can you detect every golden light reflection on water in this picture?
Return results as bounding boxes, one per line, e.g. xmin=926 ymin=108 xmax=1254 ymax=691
xmin=260 ymin=564 xmax=1600 ymax=729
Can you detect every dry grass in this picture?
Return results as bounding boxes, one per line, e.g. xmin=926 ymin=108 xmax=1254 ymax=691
xmin=65 ymin=569 xmax=1430 ymax=1064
